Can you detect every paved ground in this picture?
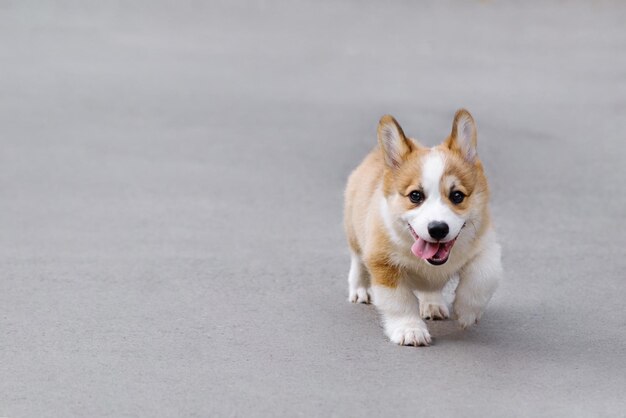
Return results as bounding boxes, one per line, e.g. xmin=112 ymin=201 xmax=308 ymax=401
xmin=1 ymin=1 xmax=626 ymax=417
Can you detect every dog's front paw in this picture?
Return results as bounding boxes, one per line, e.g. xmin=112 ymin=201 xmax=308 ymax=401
xmin=386 ymin=322 xmax=431 ymax=346
xmin=419 ymin=301 xmax=449 ymax=320
xmin=454 ymin=302 xmax=483 ymax=329
xmin=348 ymin=287 xmax=371 ymax=304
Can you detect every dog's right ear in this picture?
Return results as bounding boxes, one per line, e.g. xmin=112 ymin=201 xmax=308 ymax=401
xmin=377 ymin=115 xmax=412 ymax=169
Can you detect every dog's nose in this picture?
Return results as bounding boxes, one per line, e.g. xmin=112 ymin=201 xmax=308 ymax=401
xmin=428 ymin=221 xmax=449 ymax=240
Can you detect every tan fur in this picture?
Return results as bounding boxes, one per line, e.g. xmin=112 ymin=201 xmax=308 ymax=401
xmin=344 ymin=110 xmax=492 ymax=290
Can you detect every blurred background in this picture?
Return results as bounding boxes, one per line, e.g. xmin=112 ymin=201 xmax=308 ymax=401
xmin=1 ymin=1 xmax=625 ymax=417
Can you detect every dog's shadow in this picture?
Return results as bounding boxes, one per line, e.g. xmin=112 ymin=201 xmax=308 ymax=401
xmin=425 ymin=317 xmax=490 ymax=345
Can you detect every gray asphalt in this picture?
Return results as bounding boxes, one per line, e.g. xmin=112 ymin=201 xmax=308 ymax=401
xmin=2 ymin=1 xmax=626 ymax=417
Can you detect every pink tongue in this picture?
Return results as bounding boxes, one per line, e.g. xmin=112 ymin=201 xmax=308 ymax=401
xmin=411 ymin=237 xmax=440 ymax=260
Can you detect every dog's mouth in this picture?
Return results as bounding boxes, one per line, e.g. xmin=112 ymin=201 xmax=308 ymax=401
xmin=408 ymin=224 xmax=456 ymax=266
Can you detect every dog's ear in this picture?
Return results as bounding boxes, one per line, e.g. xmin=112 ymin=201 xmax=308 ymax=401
xmin=377 ymin=115 xmax=412 ymax=169
xmin=446 ymin=109 xmax=478 ymax=163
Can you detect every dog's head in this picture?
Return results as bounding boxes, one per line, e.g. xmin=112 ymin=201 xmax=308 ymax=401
xmin=378 ymin=109 xmax=489 ymax=266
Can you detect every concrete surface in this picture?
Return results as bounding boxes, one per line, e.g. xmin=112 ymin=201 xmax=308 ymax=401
xmin=1 ymin=1 xmax=626 ymax=417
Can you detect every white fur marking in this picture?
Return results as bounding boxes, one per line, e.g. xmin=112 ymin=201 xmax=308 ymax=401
xmin=454 ymin=229 xmax=502 ymax=328
xmin=421 ymin=151 xmax=445 ymax=198
xmin=372 ymin=284 xmax=431 ymax=346
xmin=404 ymin=152 xmax=465 ymax=243
xmin=417 ymin=290 xmax=450 ymax=320
xmin=380 ymin=195 xmax=403 ymax=246
xmin=348 ymin=251 xmax=371 ymax=303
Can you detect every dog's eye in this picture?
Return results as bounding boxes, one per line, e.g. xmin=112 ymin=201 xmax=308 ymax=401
xmin=450 ymin=191 xmax=465 ymax=205
xmin=408 ymin=190 xmax=424 ymax=204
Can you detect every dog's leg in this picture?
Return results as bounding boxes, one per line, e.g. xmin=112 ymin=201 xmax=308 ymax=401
xmin=372 ymin=283 xmax=431 ymax=346
xmin=417 ymin=290 xmax=450 ymax=320
xmin=347 ymin=252 xmax=371 ymax=303
xmin=454 ymin=238 xmax=502 ymax=329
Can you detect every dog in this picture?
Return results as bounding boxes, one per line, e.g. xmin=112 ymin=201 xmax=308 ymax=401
xmin=343 ymin=109 xmax=502 ymax=346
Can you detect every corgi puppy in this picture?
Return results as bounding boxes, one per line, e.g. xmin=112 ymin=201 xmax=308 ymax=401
xmin=344 ymin=109 xmax=502 ymax=346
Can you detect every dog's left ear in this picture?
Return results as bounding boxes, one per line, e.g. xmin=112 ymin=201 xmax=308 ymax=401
xmin=446 ymin=109 xmax=478 ymax=163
